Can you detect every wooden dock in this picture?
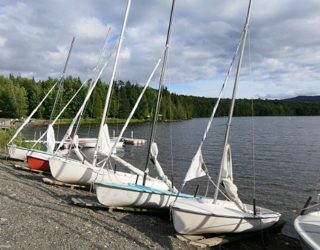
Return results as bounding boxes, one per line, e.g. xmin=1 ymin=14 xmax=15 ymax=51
xmin=123 ymin=138 xmax=146 ymax=145
xmin=71 ymin=196 xmax=167 ymax=214
xmin=13 ymin=164 xmax=50 ymax=175
xmin=42 ymin=177 xmax=87 ymax=189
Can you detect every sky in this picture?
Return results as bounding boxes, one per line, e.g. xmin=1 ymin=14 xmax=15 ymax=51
xmin=0 ymin=0 xmax=320 ymax=99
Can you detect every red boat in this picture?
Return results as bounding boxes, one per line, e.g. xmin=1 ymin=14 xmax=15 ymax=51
xmin=27 ymin=150 xmax=51 ymax=172
xmin=27 ymin=149 xmax=69 ymax=172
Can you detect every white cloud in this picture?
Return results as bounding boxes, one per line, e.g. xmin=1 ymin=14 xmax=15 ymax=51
xmin=119 ymin=46 xmax=131 ymax=61
xmin=71 ymin=17 xmax=109 ymax=40
xmin=0 ymin=37 xmax=7 ymax=47
xmin=1 ymin=0 xmax=320 ymax=99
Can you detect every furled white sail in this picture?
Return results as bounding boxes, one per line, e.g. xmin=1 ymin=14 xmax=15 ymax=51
xmin=150 ymin=142 xmax=177 ymax=192
xmin=98 ymin=124 xmax=113 ymax=155
xmin=184 ymin=148 xmax=207 ymax=183
xmin=221 ymin=144 xmax=247 ymax=212
xmin=111 ymin=154 xmax=144 ymax=176
xmin=46 ymin=124 xmax=55 ymax=154
xmin=92 ymin=0 xmax=131 ymax=167
xmin=97 ymin=58 xmax=162 ymax=167
xmin=72 ymin=134 xmax=91 ymax=166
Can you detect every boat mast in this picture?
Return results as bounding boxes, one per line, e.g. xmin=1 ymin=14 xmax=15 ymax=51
xmin=142 ymin=0 xmax=176 ymax=185
xmin=213 ymin=0 xmax=252 ymax=203
xmin=92 ymin=0 xmax=131 ymax=167
xmin=99 ymin=58 xmax=162 ymax=166
xmin=49 ymin=37 xmax=75 ymax=122
xmin=55 ymin=29 xmax=113 ymax=152
xmin=7 ymin=37 xmax=75 ymax=145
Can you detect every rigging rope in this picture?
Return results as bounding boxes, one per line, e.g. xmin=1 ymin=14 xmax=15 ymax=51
xmin=50 ymin=78 xmax=64 ymax=121
xmin=143 ymin=0 xmax=176 ymax=186
xmin=248 ymin=26 xmax=257 ymax=202
xmin=49 ymin=37 xmax=75 ymax=122
xmin=55 ymin=82 xmax=65 ymax=142
xmin=168 ymin=60 xmax=175 ymax=188
xmin=172 ymin=20 xmax=245 ymax=205
xmin=62 ymin=33 xmax=115 ymax=156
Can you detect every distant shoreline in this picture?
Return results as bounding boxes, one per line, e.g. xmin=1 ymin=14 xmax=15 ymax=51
xmin=28 ymin=118 xmax=149 ymax=126
xmin=3 ymin=115 xmax=320 ymax=128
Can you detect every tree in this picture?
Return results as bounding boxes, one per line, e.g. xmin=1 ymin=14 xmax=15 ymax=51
xmin=0 ymin=76 xmax=28 ymax=118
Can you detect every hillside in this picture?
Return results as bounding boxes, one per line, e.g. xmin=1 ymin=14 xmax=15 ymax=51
xmin=285 ymin=96 xmax=320 ymax=102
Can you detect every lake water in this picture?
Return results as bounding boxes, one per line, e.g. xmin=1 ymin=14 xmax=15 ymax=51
xmin=23 ymin=116 xmax=320 ymax=222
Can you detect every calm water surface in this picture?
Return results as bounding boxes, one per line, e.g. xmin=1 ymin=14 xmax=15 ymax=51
xmin=23 ymin=116 xmax=320 ymax=221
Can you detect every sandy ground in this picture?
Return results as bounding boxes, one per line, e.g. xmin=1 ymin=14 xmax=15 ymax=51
xmin=0 ymin=156 xmax=301 ymax=250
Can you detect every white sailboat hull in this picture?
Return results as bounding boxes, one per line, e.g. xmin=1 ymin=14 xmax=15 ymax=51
xmin=49 ymin=156 xmax=169 ymax=189
xmin=7 ymin=145 xmax=28 ymax=161
xmin=27 ymin=149 xmax=69 ymax=161
xmin=294 ymin=211 xmax=320 ymax=250
xmin=172 ymin=198 xmax=281 ymax=234
xmin=95 ymin=182 xmax=192 ymax=209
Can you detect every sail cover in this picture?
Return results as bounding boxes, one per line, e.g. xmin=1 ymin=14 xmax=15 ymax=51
xmin=221 ymin=144 xmax=247 ymax=212
xmin=46 ymin=124 xmax=55 ymax=154
xmin=111 ymin=154 xmax=144 ymax=176
xmin=184 ymin=148 xmax=207 ymax=183
xmin=72 ymin=134 xmax=91 ymax=166
xmin=98 ymin=124 xmax=114 ymax=155
xmin=150 ymin=142 xmax=177 ymax=192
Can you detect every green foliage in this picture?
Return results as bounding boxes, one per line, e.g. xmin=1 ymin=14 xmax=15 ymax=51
xmin=0 ymin=76 xmax=28 ymax=118
xmin=1 ymin=74 xmax=320 ymax=122
xmin=0 ymin=128 xmax=14 ymax=149
xmin=0 ymin=127 xmax=26 ymax=150
xmin=0 ymin=126 xmax=44 ymax=150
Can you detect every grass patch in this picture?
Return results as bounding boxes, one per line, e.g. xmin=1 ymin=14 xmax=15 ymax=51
xmin=0 ymin=127 xmax=16 ymax=150
xmin=0 ymin=127 xmax=44 ymax=151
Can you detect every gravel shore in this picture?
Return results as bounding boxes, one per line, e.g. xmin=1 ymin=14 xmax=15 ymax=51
xmin=0 ymin=157 xmax=301 ymax=249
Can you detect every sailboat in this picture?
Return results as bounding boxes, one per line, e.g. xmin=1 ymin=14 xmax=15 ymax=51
xmin=294 ymin=196 xmax=320 ymax=248
xmin=7 ymin=37 xmax=75 ymax=162
xmin=48 ymin=0 xmax=172 ymax=191
xmin=26 ymin=79 xmax=89 ymax=171
xmin=26 ymin=30 xmax=114 ymax=172
xmin=171 ymin=0 xmax=281 ymax=234
xmin=95 ymin=0 xmax=187 ymax=209
xmin=26 ymin=28 xmax=122 ymax=172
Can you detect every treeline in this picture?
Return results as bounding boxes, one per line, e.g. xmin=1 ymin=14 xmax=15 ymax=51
xmin=1 ymin=74 xmax=320 ymax=121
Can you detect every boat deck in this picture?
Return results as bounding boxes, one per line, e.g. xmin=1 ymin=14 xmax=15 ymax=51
xmin=295 ymin=212 xmax=320 ymax=249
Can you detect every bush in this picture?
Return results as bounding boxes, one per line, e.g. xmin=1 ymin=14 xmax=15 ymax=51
xmin=0 ymin=128 xmax=15 ymax=150
xmin=0 ymin=127 xmax=27 ymax=150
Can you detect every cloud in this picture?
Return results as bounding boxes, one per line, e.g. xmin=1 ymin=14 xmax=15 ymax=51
xmin=0 ymin=37 xmax=7 ymax=47
xmin=71 ymin=17 xmax=109 ymax=40
xmin=1 ymin=0 xmax=320 ymax=99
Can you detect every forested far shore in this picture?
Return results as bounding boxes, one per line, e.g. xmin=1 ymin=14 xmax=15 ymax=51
xmin=1 ymin=74 xmax=320 ymax=121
